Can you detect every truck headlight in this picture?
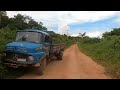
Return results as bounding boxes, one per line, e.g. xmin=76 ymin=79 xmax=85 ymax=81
xmin=27 ymin=56 xmax=34 ymax=61
xmin=35 ymin=47 xmax=43 ymax=51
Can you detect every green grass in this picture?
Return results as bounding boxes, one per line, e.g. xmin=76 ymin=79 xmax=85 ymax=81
xmin=77 ymin=36 xmax=120 ymax=78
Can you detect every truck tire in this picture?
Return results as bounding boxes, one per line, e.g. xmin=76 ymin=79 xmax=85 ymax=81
xmin=57 ymin=51 xmax=63 ymax=60
xmin=36 ymin=57 xmax=47 ymax=75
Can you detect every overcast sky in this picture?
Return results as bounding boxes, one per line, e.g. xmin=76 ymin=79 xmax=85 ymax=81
xmin=6 ymin=11 xmax=120 ymax=37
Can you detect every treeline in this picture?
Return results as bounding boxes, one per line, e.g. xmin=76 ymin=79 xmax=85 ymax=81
xmin=51 ymin=34 xmax=76 ymax=47
xmin=0 ymin=11 xmax=47 ymax=30
xmin=77 ymin=28 xmax=120 ymax=78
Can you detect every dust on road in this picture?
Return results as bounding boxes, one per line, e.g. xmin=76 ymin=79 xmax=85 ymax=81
xmin=18 ymin=44 xmax=111 ymax=79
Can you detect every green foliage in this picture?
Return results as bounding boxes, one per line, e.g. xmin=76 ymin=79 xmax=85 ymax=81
xmin=0 ymin=26 xmax=16 ymax=54
xmin=103 ymin=28 xmax=120 ymax=38
xmin=0 ymin=11 xmax=47 ymax=31
xmin=79 ymin=36 xmax=100 ymax=44
xmin=51 ymin=33 xmax=75 ymax=47
xmin=78 ymin=32 xmax=120 ymax=78
xmin=0 ymin=11 xmax=9 ymax=28
xmin=0 ymin=60 xmax=8 ymax=79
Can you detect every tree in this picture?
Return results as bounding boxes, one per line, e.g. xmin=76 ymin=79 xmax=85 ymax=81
xmin=41 ymin=26 xmax=47 ymax=31
xmin=0 ymin=12 xmax=48 ymax=31
xmin=28 ymin=19 xmax=38 ymax=29
xmin=78 ymin=32 xmax=86 ymax=38
xmin=0 ymin=11 xmax=9 ymax=29
xmin=82 ymin=32 xmax=86 ymax=37
xmin=111 ymin=28 xmax=120 ymax=36
xmin=13 ymin=14 xmax=28 ymax=30
xmin=102 ymin=28 xmax=120 ymax=38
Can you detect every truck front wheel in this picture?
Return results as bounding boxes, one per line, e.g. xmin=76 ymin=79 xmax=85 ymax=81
xmin=36 ymin=58 xmax=47 ymax=75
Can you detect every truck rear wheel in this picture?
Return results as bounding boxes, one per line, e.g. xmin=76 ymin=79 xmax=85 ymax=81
xmin=57 ymin=51 xmax=63 ymax=60
xmin=36 ymin=58 xmax=47 ymax=75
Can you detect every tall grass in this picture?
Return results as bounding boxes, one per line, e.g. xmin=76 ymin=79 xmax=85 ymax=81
xmin=78 ymin=36 xmax=120 ymax=78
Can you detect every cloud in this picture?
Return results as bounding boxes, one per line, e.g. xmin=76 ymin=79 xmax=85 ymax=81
xmin=70 ymin=28 xmax=109 ymax=38
xmin=57 ymin=11 xmax=118 ymax=35
xmin=6 ymin=11 xmax=120 ymax=37
xmin=86 ymin=31 xmax=103 ymax=38
xmin=70 ymin=31 xmax=104 ymax=38
xmin=112 ymin=12 xmax=120 ymax=25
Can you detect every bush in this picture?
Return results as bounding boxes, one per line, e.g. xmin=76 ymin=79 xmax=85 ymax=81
xmin=0 ymin=60 xmax=8 ymax=79
xmin=51 ymin=34 xmax=75 ymax=47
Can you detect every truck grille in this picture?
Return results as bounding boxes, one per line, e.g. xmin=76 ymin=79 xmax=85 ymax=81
xmin=5 ymin=52 xmax=28 ymax=61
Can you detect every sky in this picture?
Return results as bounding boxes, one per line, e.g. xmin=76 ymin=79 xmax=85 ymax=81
xmin=6 ymin=11 xmax=120 ymax=38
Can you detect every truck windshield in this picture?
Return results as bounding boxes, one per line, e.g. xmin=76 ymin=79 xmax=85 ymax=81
xmin=15 ymin=31 xmax=42 ymax=43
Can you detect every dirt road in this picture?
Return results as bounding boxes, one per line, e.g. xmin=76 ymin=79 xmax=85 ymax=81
xmin=18 ymin=44 xmax=111 ymax=79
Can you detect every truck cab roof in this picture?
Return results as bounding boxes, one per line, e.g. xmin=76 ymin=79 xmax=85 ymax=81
xmin=17 ymin=29 xmax=50 ymax=36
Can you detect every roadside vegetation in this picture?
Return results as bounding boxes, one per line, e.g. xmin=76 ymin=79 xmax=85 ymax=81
xmin=77 ymin=28 xmax=120 ymax=78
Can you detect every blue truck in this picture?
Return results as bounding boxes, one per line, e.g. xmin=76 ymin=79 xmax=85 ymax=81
xmin=2 ymin=29 xmax=65 ymax=75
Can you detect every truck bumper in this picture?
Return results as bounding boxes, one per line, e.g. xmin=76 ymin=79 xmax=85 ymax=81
xmin=4 ymin=62 xmax=41 ymax=68
xmin=4 ymin=62 xmax=29 ymax=68
xmin=3 ymin=53 xmax=47 ymax=68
